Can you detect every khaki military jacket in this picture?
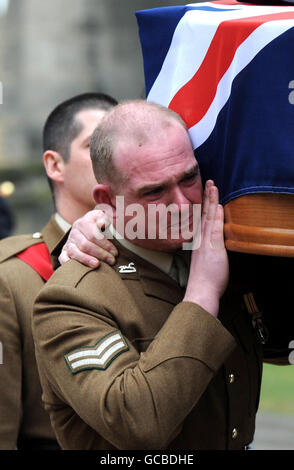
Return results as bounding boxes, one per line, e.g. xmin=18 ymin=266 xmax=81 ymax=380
xmin=0 ymin=216 xmax=65 ymax=450
xmin=33 ymin=241 xmax=265 ymax=450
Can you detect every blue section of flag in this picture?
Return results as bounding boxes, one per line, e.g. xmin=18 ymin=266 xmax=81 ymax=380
xmin=136 ymin=5 xmax=238 ymax=96
xmin=195 ymin=27 xmax=294 ymax=204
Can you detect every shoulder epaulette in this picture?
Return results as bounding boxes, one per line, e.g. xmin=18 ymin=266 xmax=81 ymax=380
xmin=0 ymin=232 xmax=54 ymax=281
xmin=0 ymin=233 xmax=43 ymax=263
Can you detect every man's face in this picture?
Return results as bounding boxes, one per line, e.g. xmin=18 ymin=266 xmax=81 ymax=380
xmin=63 ymin=108 xmax=107 ymax=214
xmin=112 ymin=121 xmax=203 ymax=252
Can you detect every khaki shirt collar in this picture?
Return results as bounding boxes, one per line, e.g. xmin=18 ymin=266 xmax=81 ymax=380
xmin=54 ymin=213 xmax=72 ymax=234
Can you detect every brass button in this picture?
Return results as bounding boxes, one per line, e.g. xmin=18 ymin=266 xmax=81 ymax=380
xmin=232 ymin=428 xmax=238 ymax=439
xmin=228 ymin=373 xmax=235 ymax=384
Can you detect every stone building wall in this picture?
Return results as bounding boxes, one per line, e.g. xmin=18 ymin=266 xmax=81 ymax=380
xmin=0 ymin=0 xmax=199 ymax=233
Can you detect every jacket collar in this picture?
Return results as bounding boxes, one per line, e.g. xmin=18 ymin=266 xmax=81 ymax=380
xmin=112 ymin=239 xmax=185 ymax=306
xmin=41 ymin=214 xmax=69 ymax=255
xmin=41 ymin=215 xmax=70 ymax=269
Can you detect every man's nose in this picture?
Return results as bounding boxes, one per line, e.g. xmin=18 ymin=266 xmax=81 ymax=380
xmin=170 ymin=186 xmax=190 ymax=207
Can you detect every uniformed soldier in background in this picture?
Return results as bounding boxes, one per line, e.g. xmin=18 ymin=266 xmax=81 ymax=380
xmin=0 ymin=92 xmax=118 ymax=450
xmin=0 ymin=196 xmax=14 ymax=240
xmin=33 ymin=100 xmax=271 ymax=450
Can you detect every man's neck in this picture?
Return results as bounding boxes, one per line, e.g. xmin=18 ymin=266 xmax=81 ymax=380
xmin=56 ymin=199 xmax=94 ymax=226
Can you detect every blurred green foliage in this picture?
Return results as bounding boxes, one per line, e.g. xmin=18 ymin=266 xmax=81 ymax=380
xmin=259 ymin=363 xmax=294 ymax=414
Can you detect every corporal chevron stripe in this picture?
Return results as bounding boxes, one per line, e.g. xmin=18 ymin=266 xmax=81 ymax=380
xmin=64 ymin=330 xmax=129 ymax=374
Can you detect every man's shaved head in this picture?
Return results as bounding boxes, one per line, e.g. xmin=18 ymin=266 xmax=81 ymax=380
xmin=90 ymin=100 xmax=187 ymax=189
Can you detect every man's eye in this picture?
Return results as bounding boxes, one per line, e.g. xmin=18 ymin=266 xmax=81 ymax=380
xmin=181 ymin=173 xmax=197 ymax=183
xmin=145 ymin=187 xmax=163 ymax=197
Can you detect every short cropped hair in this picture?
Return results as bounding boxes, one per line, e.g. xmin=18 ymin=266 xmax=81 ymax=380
xmin=43 ymin=92 xmax=118 ymax=160
xmin=43 ymin=92 xmax=118 ymax=197
xmin=90 ymin=100 xmax=187 ymax=189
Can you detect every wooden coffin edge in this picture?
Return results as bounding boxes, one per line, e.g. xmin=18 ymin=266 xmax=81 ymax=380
xmin=224 ymin=193 xmax=294 ymax=258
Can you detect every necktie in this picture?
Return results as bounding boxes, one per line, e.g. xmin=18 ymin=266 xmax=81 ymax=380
xmin=169 ymin=251 xmax=190 ymax=287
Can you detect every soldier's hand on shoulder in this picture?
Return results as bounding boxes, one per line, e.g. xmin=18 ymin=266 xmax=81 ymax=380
xmin=59 ymin=209 xmax=118 ymax=268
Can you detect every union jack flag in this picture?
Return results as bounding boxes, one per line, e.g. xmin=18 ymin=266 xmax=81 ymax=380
xmin=136 ymin=1 xmax=294 ymax=204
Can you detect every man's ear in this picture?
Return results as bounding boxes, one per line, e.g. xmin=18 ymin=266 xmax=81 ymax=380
xmin=43 ymin=150 xmax=65 ymax=184
xmin=92 ymin=184 xmax=116 ymax=219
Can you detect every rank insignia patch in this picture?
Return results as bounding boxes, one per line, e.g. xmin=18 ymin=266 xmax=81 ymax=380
xmin=64 ymin=330 xmax=129 ymax=374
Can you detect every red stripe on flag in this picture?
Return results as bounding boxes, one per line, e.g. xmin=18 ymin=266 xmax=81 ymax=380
xmin=17 ymin=242 xmax=53 ymax=281
xmin=169 ymin=11 xmax=294 ymax=128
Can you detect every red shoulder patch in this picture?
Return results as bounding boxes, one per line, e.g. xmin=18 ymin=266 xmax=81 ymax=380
xmin=17 ymin=242 xmax=53 ymax=281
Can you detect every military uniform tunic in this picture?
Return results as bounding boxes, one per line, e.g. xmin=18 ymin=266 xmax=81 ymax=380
xmin=33 ymin=240 xmax=266 ymax=450
xmin=0 ymin=216 xmax=65 ymax=450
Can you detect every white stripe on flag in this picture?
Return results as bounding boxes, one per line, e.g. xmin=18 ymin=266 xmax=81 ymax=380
xmin=205 ymin=2 xmax=242 ymax=10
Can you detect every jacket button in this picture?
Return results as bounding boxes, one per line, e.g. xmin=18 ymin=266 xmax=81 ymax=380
xmin=228 ymin=373 xmax=235 ymax=384
xmin=232 ymin=428 xmax=238 ymax=439
xmin=32 ymin=232 xmax=42 ymax=239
